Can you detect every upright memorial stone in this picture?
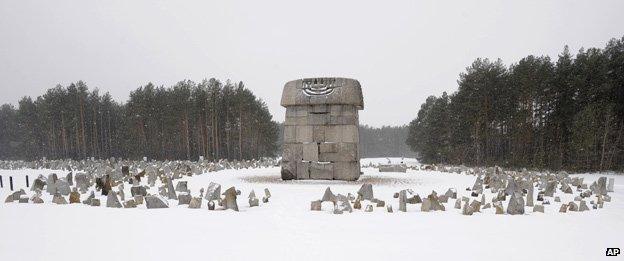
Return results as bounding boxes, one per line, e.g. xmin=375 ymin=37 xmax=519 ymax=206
xmin=280 ymin=77 xmax=364 ymax=181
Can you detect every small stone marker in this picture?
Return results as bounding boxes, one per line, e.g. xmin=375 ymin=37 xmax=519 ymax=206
xmin=445 ymin=188 xmax=457 ymax=199
xmin=353 ymin=198 xmax=361 ymax=209
xmin=311 ymin=200 xmax=322 ymax=211
xmin=262 ymin=188 xmax=271 ymax=203
xmin=31 ymin=196 xmax=44 ymax=204
xmin=32 ymin=178 xmax=45 ymax=192
xmin=590 ymin=177 xmax=608 ymax=196
xmin=506 ymin=192 xmax=525 ymax=215
xmin=526 ymin=186 xmax=534 ymax=207
xmin=178 ymin=194 xmax=192 ymax=205
xmin=56 ymin=179 xmax=70 ymax=196
xmin=248 ymin=190 xmax=259 ymax=207
xmin=175 ymin=181 xmax=190 ymax=193
xmin=334 ymin=194 xmax=353 ymax=214
xmin=321 ymin=187 xmax=337 ymax=203
xmin=166 ymin=178 xmax=177 ymax=200
xmin=134 ymin=195 xmax=144 ymax=205
xmin=222 ymin=187 xmax=239 ymax=211
xmin=204 ymin=182 xmax=222 ymax=201
xmin=123 ymin=199 xmax=137 ymax=208
xmin=189 ymin=197 xmax=202 ymax=209
xmin=52 ymin=193 xmax=68 ymax=205
xmin=607 ymin=178 xmax=614 ymax=192
xmin=69 ymin=189 xmax=80 ymax=204
xmin=82 ymin=191 xmax=95 ymax=205
xmin=421 ymin=198 xmax=432 ymax=212
xmin=533 ymin=205 xmax=544 ymax=213
xmin=469 ymin=200 xmax=481 ymax=212
xmin=131 ymin=186 xmax=147 ymax=197
xmin=544 ymin=181 xmax=556 ymax=197
xmin=357 ymin=184 xmax=374 ymax=201
xmin=494 ymin=201 xmax=504 ymax=214
xmin=462 ymin=201 xmax=474 ymax=216
xmin=145 ymin=195 xmax=168 ymax=209
xmin=107 ymin=192 xmax=122 ymax=208
xmin=579 ymin=200 xmax=589 ymax=211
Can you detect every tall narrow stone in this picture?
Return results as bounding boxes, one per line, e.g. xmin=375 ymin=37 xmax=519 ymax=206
xmin=526 ymin=185 xmax=534 ymax=207
xmin=166 ymin=178 xmax=177 ymax=200
xmin=607 ymin=178 xmax=614 ymax=192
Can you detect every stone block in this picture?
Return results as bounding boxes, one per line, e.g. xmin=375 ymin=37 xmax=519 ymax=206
xmin=283 ymin=125 xmax=297 ymax=143
xmin=309 ymin=162 xmax=333 ymax=180
xmin=285 ymin=107 xmax=297 ymax=117
xmin=284 ymin=116 xmax=297 ymax=126
xmin=322 ymin=125 xmax=338 ymax=143
xmin=319 ymin=143 xmax=338 ymax=153
xmin=310 ymin=104 xmax=329 ymax=113
xmin=302 ymin=143 xmax=319 ymax=162
xmin=312 ymin=126 xmax=325 ymax=142
xmin=319 ymin=143 xmax=357 ymax=162
xmin=332 ymin=161 xmax=360 ymax=181
xmin=282 ymin=143 xmax=303 ymax=162
xmin=296 ymin=161 xmax=310 ymax=179
xmin=281 ymin=160 xmax=297 ymax=180
xmin=295 ymin=125 xmax=313 ymax=143
xmin=329 ymin=104 xmax=342 ymax=116
xmin=307 ymin=113 xmax=329 ymax=125
xmin=328 ymin=115 xmax=358 ymax=125
xmin=295 ymin=106 xmax=308 ymax=117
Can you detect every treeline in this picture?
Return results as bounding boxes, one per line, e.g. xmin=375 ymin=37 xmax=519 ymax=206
xmin=407 ymin=36 xmax=624 ymax=171
xmin=359 ymin=125 xmax=416 ymax=158
xmin=0 ymin=79 xmax=279 ymax=161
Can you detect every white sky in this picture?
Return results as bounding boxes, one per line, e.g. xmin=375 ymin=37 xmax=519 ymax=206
xmin=1 ymin=0 xmax=623 ymax=127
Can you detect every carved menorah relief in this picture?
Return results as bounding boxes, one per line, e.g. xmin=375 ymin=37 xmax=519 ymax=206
xmin=302 ymin=77 xmax=343 ymax=96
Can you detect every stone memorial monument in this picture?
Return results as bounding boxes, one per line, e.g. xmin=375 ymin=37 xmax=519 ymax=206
xmin=280 ymin=77 xmax=363 ymax=181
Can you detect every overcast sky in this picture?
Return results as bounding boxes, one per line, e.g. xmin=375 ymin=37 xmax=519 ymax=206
xmin=1 ymin=0 xmax=623 ymax=127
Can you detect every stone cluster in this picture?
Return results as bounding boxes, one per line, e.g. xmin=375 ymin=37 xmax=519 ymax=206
xmin=437 ymin=166 xmax=616 ymax=215
xmin=3 ymin=158 xmax=275 ymax=212
xmin=309 ymin=166 xmax=616 ymax=216
xmin=311 ymin=184 xmax=388 ymax=214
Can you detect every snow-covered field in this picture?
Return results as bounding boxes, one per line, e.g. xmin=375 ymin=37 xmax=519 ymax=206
xmin=0 ymin=159 xmax=622 ymax=261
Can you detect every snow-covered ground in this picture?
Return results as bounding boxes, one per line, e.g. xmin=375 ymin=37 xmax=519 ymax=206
xmin=361 ymin=157 xmax=419 ymax=167
xmin=0 ymin=161 xmax=622 ymax=261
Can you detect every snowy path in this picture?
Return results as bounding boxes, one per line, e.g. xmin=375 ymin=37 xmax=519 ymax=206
xmin=0 ymin=167 xmax=622 ymax=261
